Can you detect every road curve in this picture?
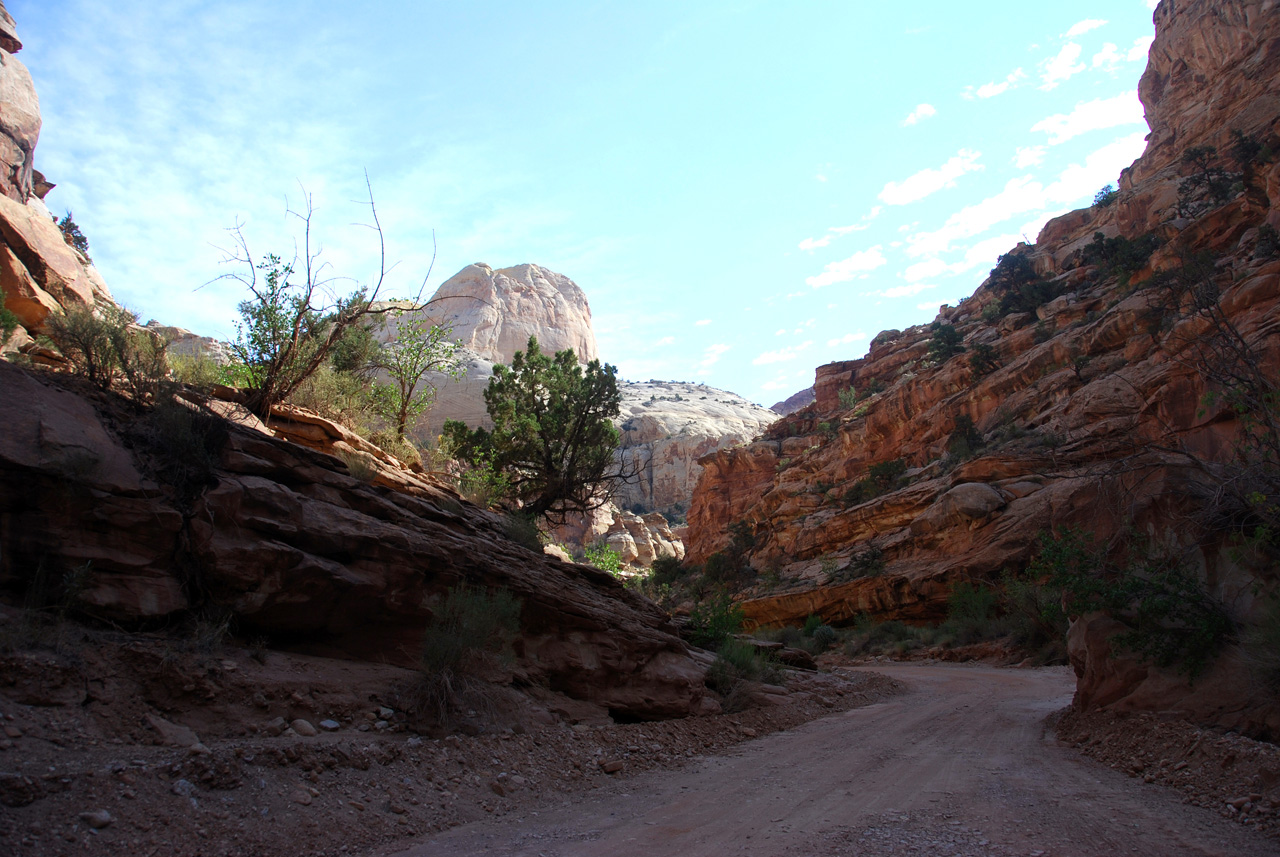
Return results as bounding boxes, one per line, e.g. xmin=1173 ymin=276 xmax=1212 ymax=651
xmin=389 ymin=663 xmax=1279 ymax=857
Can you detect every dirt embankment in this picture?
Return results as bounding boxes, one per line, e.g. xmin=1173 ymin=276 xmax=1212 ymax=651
xmin=0 ymin=633 xmax=897 ymax=857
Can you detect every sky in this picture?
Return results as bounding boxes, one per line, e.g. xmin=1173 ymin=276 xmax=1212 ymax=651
xmin=13 ymin=0 xmax=1161 ymax=407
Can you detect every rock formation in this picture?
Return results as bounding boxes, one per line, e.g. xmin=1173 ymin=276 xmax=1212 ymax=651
xmin=615 ymin=380 xmax=777 ymax=519
xmin=770 ymin=386 xmax=815 ymax=415
xmin=0 ymin=1 xmax=38 ymax=204
xmin=0 ymin=360 xmax=708 ymax=720
xmin=686 ymin=0 xmax=1280 ymax=735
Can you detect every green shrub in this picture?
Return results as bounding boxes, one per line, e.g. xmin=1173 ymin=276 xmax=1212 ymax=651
xmin=1028 ymin=528 xmax=1232 ymax=676
xmin=842 ymin=459 xmax=908 ymax=506
xmin=998 ymin=568 xmax=1068 ymax=651
xmin=1082 ymin=231 xmax=1160 ymax=282
xmin=1092 ymin=184 xmax=1119 ymax=208
xmin=707 ymin=638 xmax=784 ymax=709
xmin=54 ymin=211 xmax=90 ymax=257
xmin=1 ymin=304 xmax=20 ymax=343
xmin=287 ymin=363 xmax=380 ymax=434
xmin=927 ymin=322 xmax=964 ymax=365
xmin=1177 ymin=145 xmax=1234 ymax=217
xmin=802 ymin=614 xmax=824 ymax=636
xmin=686 ymin=594 xmax=745 ymax=648
xmin=650 ymin=554 xmax=688 ymax=587
xmin=369 ymin=428 xmax=421 ymax=467
xmin=133 ymin=397 xmax=230 ymax=506
xmin=968 ymin=343 xmax=999 ymax=376
xmin=811 ymin=624 xmax=837 ymax=652
xmin=417 ymin=584 xmax=522 ymax=724
xmin=1256 ymin=223 xmax=1279 ymax=260
xmin=946 ymin=415 xmax=984 ymax=461
xmin=501 ymin=512 xmax=543 ymax=552
xmin=943 ymin=582 xmax=1001 ymax=644
xmin=46 ymin=304 xmax=168 ymax=395
xmin=584 ymin=543 xmax=624 ymax=576
xmin=838 ymin=386 xmax=859 ymax=409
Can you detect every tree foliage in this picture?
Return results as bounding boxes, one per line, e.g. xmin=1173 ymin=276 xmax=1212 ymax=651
xmin=371 ymin=310 xmax=464 ymax=439
xmin=217 ymin=180 xmax=429 ymax=419
xmin=443 ymin=336 xmax=630 ymax=522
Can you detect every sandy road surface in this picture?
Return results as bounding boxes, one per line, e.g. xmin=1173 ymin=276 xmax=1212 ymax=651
xmin=390 ymin=663 xmax=1278 ymax=857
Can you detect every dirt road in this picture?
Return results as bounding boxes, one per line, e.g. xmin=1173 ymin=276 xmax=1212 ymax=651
xmin=389 ymin=663 xmax=1277 ymax=857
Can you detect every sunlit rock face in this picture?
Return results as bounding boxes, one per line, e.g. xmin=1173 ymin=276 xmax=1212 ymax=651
xmin=685 ymin=0 xmax=1280 ymax=736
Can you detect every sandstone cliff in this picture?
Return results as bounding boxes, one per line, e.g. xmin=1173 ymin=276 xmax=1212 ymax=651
xmin=687 ymin=0 xmax=1280 ymax=734
xmin=615 ymin=380 xmax=777 ymax=520
xmin=0 ymin=361 xmax=708 ymax=720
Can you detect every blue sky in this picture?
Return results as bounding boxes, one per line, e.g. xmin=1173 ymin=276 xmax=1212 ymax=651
xmin=15 ymin=0 xmax=1159 ymax=406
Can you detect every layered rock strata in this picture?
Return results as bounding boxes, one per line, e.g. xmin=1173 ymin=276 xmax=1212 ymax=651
xmin=686 ymin=0 xmax=1280 ymax=734
xmin=0 ymin=360 xmax=707 ymax=719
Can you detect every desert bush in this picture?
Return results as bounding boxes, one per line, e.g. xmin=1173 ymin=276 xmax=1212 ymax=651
xmin=584 ymin=543 xmax=624 ymax=576
xmin=947 ymin=415 xmax=984 ymax=461
xmin=287 ymin=363 xmax=380 ymax=434
xmin=336 ymin=449 xmax=379 ymax=483
xmin=707 ymin=638 xmax=783 ymax=710
xmin=1177 ymin=145 xmax=1235 ymax=217
xmin=650 ymin=554 xmax=688 ymax=587
xmin=838 ymin=386 xmax=859 ymax=410
xmin=686 ymin=594 xmax=745 ymax=649
xmin=842 ymin=459 xmax=907 ymax=506
xmin=54 ymin=211 xmax=90 ymax=257
xmin=810 ymin=623 xmax=837 ymax=652
xmin=1256 ymin=223 xmax=1279 ymax=261
xmin=368 ymin=428 xmax=421 ymax=467
xmin=1092 ymin=184 xmax=1118 ymax=208
xmin=968 ymin=343 xmax=999 ymax=377
xmin=1082 ymin=231 xmax=1160 ymax=283
xmin=0 ymin=304 xmax=18 ymax=343
xmin=501 ymin=512 xmax=544 ymax=552
xmin=169 ymin=353 xmax=228 ymax=390
xmin=46 ymin=304 xmax=168 ymax=395
xmin=926 ymin=322 xmax=964 ymax=365
xmin=943 ymin=582 xmax=1002 ymax=645
xmin=133 ymin=397 xmax=229 ymax=505
xmin=1029 ymin=528 xmax=1232 ymax=676
xmin=417 ymin=584 xmax=522 ymax=725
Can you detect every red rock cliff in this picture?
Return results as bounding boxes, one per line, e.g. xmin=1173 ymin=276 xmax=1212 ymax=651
xmin=687 ymin=0 xmax=1280 ymax=735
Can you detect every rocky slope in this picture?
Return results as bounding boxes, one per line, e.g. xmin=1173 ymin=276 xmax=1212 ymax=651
xmin=687 ymin=0 xmax=1280 ymax=735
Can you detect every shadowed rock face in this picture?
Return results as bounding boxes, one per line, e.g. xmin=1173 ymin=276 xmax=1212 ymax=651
xmin=686 ymin=0 xmax=1280 ymax=735
xmin=0 ymin=362 xmax=707 ymax=720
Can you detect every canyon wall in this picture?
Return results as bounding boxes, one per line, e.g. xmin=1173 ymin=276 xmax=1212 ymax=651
xmin=687 ymin=0 xmax=1280 ymax=734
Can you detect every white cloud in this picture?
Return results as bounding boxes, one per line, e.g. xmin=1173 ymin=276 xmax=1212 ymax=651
xmin=864 ymin=206 xmax=882 ymax=221
xmin=882 ymin=283 xmax=936 ymax=298
xmin=878 ymin=150 xmax=983 ymax=206
xmin=798 ymin=235 xmax=832 ymax=251
xmin=1092 ymin=43 xmax=1123 ymax=71
xmin=1041 ymin=131 xmax=1147 ymax=201
xmin=966 ymin=68 xmax=1027 ymax=99
xmin=753 ymin=341 xmax=813 ymax=365
xmin=815 ymin=173 xmax=828 ymax=182
xmin=760 ymin=378 xmax=790 ymax=391
xmin=1031 ymin=91 xmax=1144 ymax=145
xmin=917 ymin=299 xmax=952 ymax=312
xmin=905 ymin=132 xmax=1147 ymax=260
xmin=1128 ymin=35 xmax=1154 ymax=61
xmin=904 ymin=258 xmax=953 ymax=282
xmin=695 ymin=319 xmax=712 ymax=326
xmin=1039 ymin=43 xmax=1086 ymax=89
xmin=902 ymin=103 xmax=937 ymax=126
xmin=1145 ymin=0 xmax=1159 ymax=8
xmin=799 ymin=222 xmax=870 ymax=251
xmin=654 ymin=336 xmax=674 ymax=346
xmin=698 ymin=343 xmax=731 ymax=370
xmin=1014 ymin=146 xmax=1046 ymax=168
xmin=904 ymin=175 xmax=1046 ymax=258
xmin=1066 ymin=19 xmax=1108 ymax=37
xmin=805 ymin=246 xmax=887 ymax=288
xmin=826 ymin=331 xmax=867 ymax=347
xmin=774 ymin=328 xmax=787 ymax=336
